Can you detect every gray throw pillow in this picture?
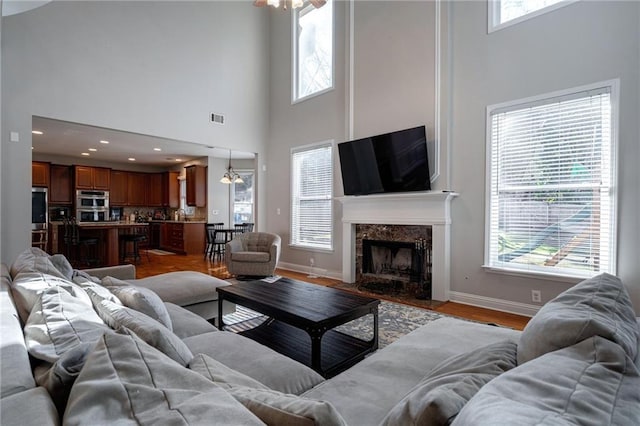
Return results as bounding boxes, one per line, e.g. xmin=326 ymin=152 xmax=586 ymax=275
xmin=517 ymin=273 xmax=639 ymax=364
xmin=94 ymin=299 xmax=192 ymax=366
xmin=380 ymin=340 xmax=518 ymax=426
xmin=24 ymin=285 xmax=110 ymax=363
xmin=49 ymin=254 xmax=74 ymax=280
xmin=453 ymin=336 xmax=640 ymax=426
xmin=64 ymin=329 xmax=264 ymax=426
xmin=106 ymin=285 xmax=172 ymax=331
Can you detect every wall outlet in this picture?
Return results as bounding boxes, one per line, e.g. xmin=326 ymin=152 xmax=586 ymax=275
xmin=531 ymin=290 xmax=542 ymax=303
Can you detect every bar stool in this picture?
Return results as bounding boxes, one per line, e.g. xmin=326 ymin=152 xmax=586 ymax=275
xmin=120 ymin=226 xmax=149 ymax=265
xmin=64 ymin=218 xmax=100 ymax=267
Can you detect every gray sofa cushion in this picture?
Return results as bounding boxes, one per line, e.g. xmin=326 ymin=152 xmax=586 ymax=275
xmin=303 ymin=317 xmax=520 ymax=426
xmin=380 ymin=340 xmax=518 ymax=426
xmin=114 ymin=271 xmax=230 ymax=306
xmin=106 ymin=283 xmax=173 ymax=331
xmin=9 ymin=247 xmax=67 ymax=280
xmin=94 ymin=299 xmax=193 ymax=366
xmin=183 ymin=331 xmax=325 ymax=395
xmin=164 ymin=302 xmax=218 ymax=339
xmin=0 ymin=387 xmax=58 ymax=426
xmin=64 ymin=329 xmax=263 ymax=426
xmin=518 ymin=273 xmax=639 ymax=364
xmin=189 ymin=353 xmax=345 ymax=426
xmin=453 ymin=336 xmax=640 ymax=426
xmin=24 ymin=285 xmax=110 ymax=363
xmin=0 ymin=274 xmax=36 ymax=398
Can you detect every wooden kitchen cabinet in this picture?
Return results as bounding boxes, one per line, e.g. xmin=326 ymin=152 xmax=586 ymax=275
xmin=110 ymin=170 xmax=129 ymax=206
xmin=146 ymin=173 xmax=163 ymax=207
xmin=159 ymin=222 xmax=204 ymax=255
xmin=163 ymin=171 xmax=180 ymax=208
xmin=127 ymin=172 xmax=147 ymax=206
xmin=186 ymin=165 xmax=206 ymax=207
xmin=49 ymin=165 xmax=73 ymax=204
xmin=32 ymin=161 xmax=50 ymax=187
xmin=74 ymin=166 xmax=111 ymax=190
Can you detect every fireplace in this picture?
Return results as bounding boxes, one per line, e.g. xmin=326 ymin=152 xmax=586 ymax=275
xmin=338 ymin=191 xmax=457 ymax=301
xmin=355 ymin=224 xmax=432 ymax=296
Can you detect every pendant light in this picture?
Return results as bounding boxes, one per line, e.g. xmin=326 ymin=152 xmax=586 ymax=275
xmin=220 ymin=150 xmax=244 ymax=184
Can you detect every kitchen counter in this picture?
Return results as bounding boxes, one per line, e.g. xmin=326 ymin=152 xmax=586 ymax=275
xmin=150 ymin=220 xmax=207 ymax=224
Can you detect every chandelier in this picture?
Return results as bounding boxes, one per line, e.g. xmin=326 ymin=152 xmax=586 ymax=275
xmin=253 ymin=0 xmax=326 ymax=11
xmin=220 ymin=150 xmax=244 ymax=185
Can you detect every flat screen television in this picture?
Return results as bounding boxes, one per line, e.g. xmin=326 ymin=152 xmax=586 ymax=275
xmin=338 ymin=125 xmax=431 ymax=195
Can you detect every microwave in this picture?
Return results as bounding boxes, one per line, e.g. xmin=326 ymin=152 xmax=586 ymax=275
xmin=76 ymin=190 xmax=109 ymax=208
xmin=77 ymin=209 xmax=107 ymax=223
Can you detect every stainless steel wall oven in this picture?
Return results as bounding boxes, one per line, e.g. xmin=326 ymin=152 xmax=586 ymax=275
xmin=76 ymin=190 xmax=109 ymax=222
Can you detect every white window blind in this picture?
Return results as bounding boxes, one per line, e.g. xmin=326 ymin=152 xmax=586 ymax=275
xmin=291 ymin=143 xmax=333 ymax=250
xmin=293 ymin=0 xmax=333 ymax=101
xmin=486 ymin=83 xmax=616 ymax=278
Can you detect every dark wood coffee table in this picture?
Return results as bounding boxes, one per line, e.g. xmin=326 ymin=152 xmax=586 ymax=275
xmin=217 ymin=277 xmax=379 ymax=378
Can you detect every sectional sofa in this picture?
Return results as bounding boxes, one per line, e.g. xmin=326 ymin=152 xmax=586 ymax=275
xmin=1 ymin=248 xmax=638 ymax=425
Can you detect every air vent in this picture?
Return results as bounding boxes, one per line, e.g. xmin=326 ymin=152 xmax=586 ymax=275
xmin=210 ymin=113 xmax=225 ymax=125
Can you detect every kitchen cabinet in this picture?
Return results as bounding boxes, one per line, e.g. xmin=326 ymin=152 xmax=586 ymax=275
xmin=163 ymin=171 xmax=180 ymax=208
xmin=127 ymin=172 xmax=147 ymax=206
xmin=159 ymin=222 xmax=204 ymax=255
xmin=32 ymin=162 xmax=50 ymax=187
xmin=186 ymin=165 xmax=206 ymax=207
xmin=50 ymin=165 xmax=73 ymax=204
xmin=150 ymin=222 xmax=162 ymax=249
xmin=110 ymin=170 xmax=129 ymax=206
xmin=146 ymin=173 xmax=163 ymax=207
xmin=75 ymin=166 xmax=110 ymax=190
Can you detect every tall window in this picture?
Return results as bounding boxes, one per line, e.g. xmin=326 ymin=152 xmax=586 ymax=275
xmin=291 ymin=142 xmax=333 ymax=250
xmin=489 ymin=0 xmax=577 ymax=32
xmin=486 ymin=81 xmax=617 ymax=278
xmin=231 ymin=171 xmax=254 ymax=225
xmin=293 ymin=0 xmax=333 ymax=102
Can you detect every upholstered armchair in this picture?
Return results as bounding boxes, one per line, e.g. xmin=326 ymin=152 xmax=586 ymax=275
xmin=225 ymin=232 xmax=281 ymax=277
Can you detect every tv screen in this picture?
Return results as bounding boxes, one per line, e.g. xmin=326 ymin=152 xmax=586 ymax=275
xmin=338 ymin=126 xmax=431 ymax=195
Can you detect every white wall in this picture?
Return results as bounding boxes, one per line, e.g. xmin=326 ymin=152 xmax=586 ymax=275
xmin=448 ymin=1 xmax=640 ymax=312
xmin=1 ymin=1 xmax=270 ymax=264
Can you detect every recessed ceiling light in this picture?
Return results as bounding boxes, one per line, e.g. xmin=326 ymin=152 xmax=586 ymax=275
xmin=153 ymin=147 xmax=162 ymax=151
xmin=31 ymin=147 xmax=34 ymax=150
xmin=100 ymin=140 xmax=109 ymax=144
xmin=81 ymin=152 xmax=90 ymax=156
xmin=88 ymin=148 xmax=97 ymax=152
xmin=128 ymin=157 xmax=136 ymax=161
xmin=32 ymin=130 xmax=43 ymax=135
xmin=175 ymin=158 xmax=182 ymax=162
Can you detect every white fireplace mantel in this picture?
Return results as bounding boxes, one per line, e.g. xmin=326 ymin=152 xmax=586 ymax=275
xmin=338 ymin=190 xmax=458 ymax=301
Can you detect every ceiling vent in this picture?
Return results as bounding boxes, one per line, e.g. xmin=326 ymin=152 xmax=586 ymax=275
xmin=210 ymin=113 xmax=225 ymax=125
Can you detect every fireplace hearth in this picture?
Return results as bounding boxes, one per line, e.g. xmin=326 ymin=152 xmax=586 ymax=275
xmin=356 ymin=224 xmax=432 ymax=297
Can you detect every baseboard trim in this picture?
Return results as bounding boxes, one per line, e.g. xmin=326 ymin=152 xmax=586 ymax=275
xmin=449 ymin=291 xmax=539 ymax=318
xmin=277 ymin=262 xmax=343 ymax=281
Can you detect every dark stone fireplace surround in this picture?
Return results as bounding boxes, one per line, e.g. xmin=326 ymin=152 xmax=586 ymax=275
xmin=356 ymin=224 xmax=432 ymax=294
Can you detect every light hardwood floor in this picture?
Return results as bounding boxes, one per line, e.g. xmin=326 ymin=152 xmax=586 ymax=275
xmin=137 ymin=252 xmax=530 ymax=330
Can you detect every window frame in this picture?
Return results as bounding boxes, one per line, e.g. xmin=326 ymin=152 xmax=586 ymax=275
xmin=229 ymin=169 xmax=255 ymax=226
xmin=290 ymin=140 xmax=335 ymax=252
xmin=488 ymin=0 xmax=579 ymax=34
xmin=292 ymin=0 xmax=335 ymax=103
xmin=483 ymin=80 xmax=619 ymax=280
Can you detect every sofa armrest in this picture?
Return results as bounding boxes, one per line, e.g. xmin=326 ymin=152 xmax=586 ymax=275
xmin=84 ymin=264 xmax=136 ymax=280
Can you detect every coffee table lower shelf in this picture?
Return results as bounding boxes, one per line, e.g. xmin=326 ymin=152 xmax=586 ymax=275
xmin=236 ymin=318 xmax=375 ymax=378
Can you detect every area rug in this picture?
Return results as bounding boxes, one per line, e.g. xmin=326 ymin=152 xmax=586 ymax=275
xmin=146 ymin=249 xmax=175 ymax=255
xmin=224 ymin=300 xmax=447 ymax=349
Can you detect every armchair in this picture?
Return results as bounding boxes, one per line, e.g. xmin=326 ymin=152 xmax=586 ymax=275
xmin=225 ymin=232 xmax=281 ymax=277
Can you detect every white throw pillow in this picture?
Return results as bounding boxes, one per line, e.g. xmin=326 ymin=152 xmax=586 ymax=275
xmin=106 ymin=284 xmax=172 ymax=331
xmin=24 ymin=285 xmax=110 ymax=363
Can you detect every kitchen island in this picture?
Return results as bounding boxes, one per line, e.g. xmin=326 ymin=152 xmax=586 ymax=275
xmin=153 ymin=220 xmax=205 ymax=255
xmin=52 ymin=221 xmax=149 ymax=267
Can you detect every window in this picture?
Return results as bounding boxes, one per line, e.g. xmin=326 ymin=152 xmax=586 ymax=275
xmin=231 ymin=171 xmax=254 ymax=225
xmin=489 ymin=0 xmax=577 ymax=33
xmin=291 ymin=142 xmax=333 ymax=250
xmin=293 ymin=0 xmax=333 ymax=102
xmin=486 ymin=81 xmax=617 ymax=279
